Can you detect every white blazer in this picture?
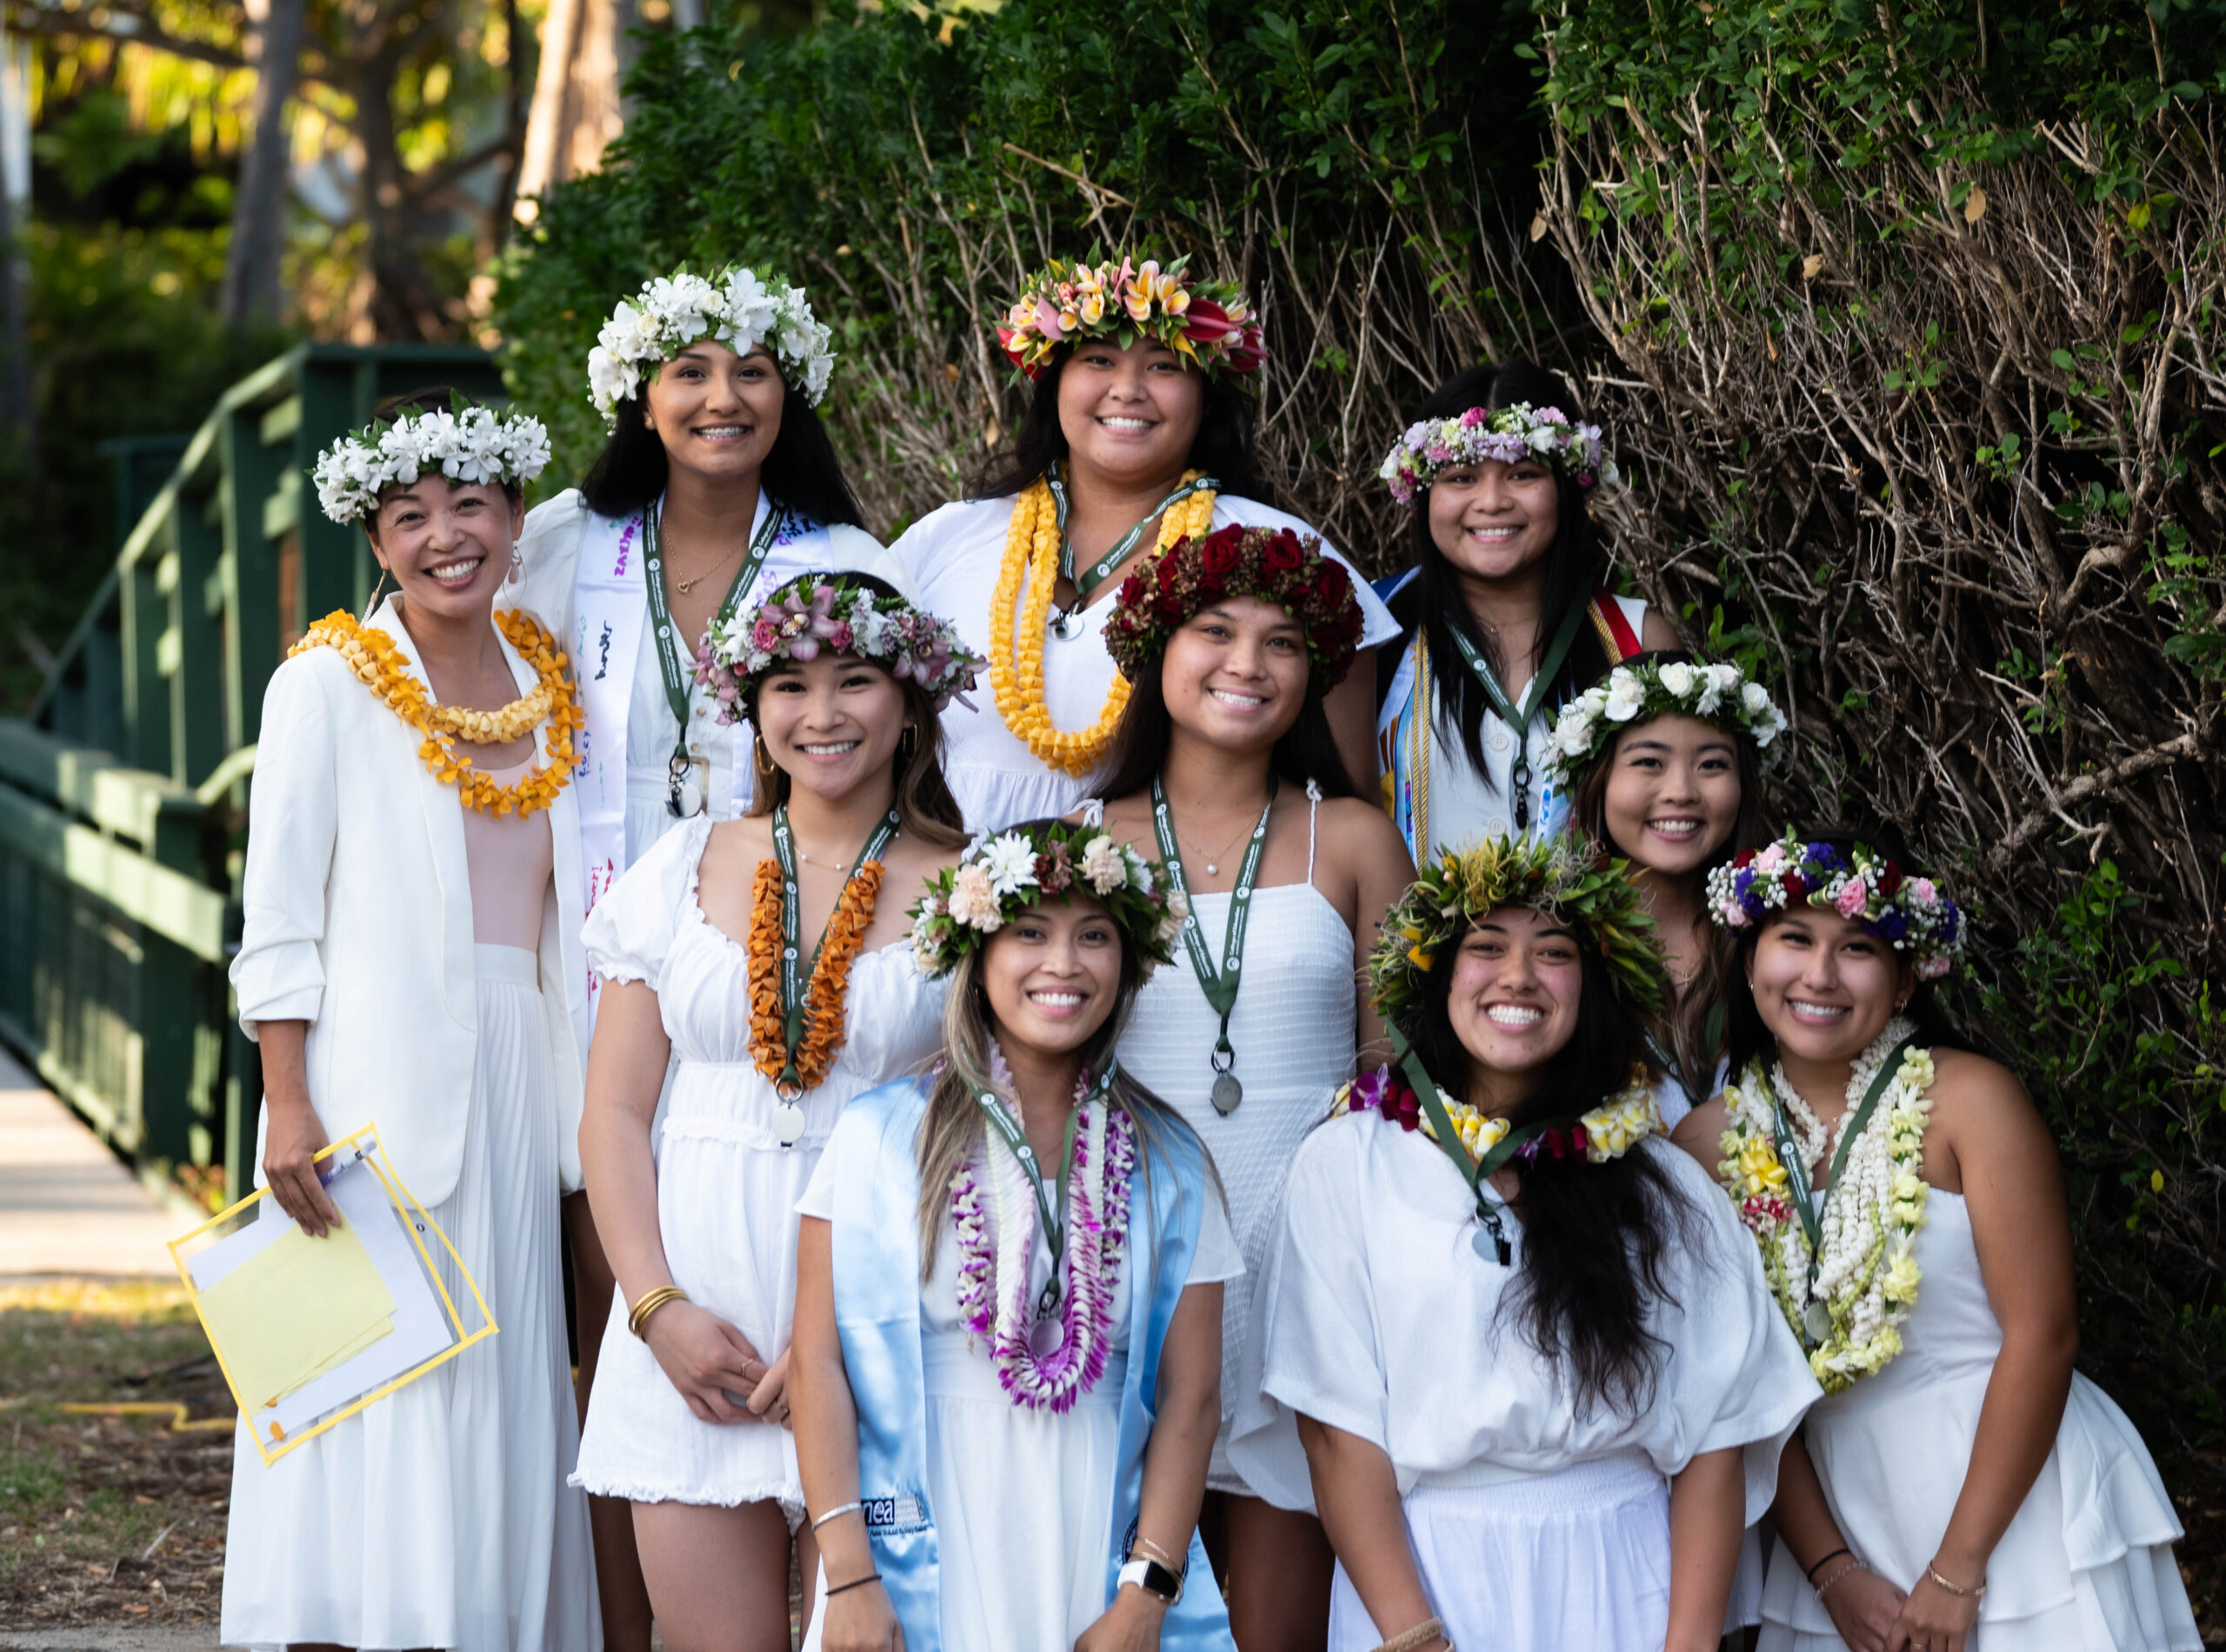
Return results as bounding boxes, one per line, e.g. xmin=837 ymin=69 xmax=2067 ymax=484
xmin=230 ymin=595 xmax=591 ymax=1209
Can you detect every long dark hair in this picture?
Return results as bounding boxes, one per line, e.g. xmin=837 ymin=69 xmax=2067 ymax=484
xmin=1091 ymin=650 xmax=1356 ymax=803
xmin=737 ymin=572 xmax=967 ymax=849
xmin=579 ymin=378 xmax=866 ymax=530
xmin=1406 ymin=922 xmax=1692 ymax=1418
xmin=1569 ymin=649 xmax=1772 ymax=1099
xmin=966 ymin=346 xmax=1269 ymax=503
xmin=1398 ymin=361 xmax=1615 ymax=784
xmin=1722 ymin=826 xmax=1963 ymax=1076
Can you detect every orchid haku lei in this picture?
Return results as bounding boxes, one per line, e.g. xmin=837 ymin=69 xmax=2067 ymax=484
xmin=694 ymin=573 xmax=984 ymax=728
xmin=1716 ymin=1019 xmax=1936 ymax=1394
xmin=586 ymin=264 xmax=836 ymax=423
xmin=1378 ymin=401 xmax=1618 ymax=509
xmin=311 ymin=399 xmax=551 ymax=526
xmin=1337 ymin=1061 xmax=1663 ymax=1164
xmin=910 ymin=816 xmax=1185 ymax=981
xmin=1369 ymin=833 xmax=1668 ymax=1040
xmin=996 ymin=252 xmax=1267 ymax=380
xmin=1544 ymin=656 xmax=1790 ymax=791
xmin=950 ymin=1042 xmax=1136 ymax=1412
xmin=1708 ymin=832 xmax=1967 ymax=980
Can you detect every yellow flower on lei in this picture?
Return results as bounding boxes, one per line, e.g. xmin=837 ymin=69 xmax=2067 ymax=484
xmin=1731 ymin=1131 xmax=1789 ymax=1199
xmin=1580 ymin=1079 xmax=1663 ymax=1162
xmin=1882 ymin=1250 xmax=1923 ymax=1306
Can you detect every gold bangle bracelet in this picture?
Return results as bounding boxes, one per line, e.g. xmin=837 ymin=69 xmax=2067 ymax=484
xmin=1923 ymin=1562 xmax=1987 ymax=1599
xmin=627 ymin=1284 xmax=688 ymax=1341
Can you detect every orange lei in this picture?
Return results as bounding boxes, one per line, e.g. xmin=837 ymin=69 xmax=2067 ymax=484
xmin=746 ymin=856 xmax=884 ymax=1093
xmin=989 ymin=473 xmax=1218 ymax=776
xmin=291 ymin=608 xmax=584 ymax=816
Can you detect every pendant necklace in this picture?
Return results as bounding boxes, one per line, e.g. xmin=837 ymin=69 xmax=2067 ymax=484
xmin=1151 ymin=774 xmax=1276 ymax=1116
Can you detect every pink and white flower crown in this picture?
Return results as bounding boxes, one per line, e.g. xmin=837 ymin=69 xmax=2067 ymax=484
xmin=1378 ymin=401 xmax=1617 ymax=508
xmin=996 ymin=253 xmax=1266 ymax=380
xmin=1707 ymin=832 xmax=1966 ymax=979
xmin=909 ymin=818 xmax=1184 ymax=980
xmin=694 ymin=573 xmax=982 ymax=725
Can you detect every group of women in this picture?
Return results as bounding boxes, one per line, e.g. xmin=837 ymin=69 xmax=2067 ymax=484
xmin=221 ymin=252 xmax=2203 ymax=1652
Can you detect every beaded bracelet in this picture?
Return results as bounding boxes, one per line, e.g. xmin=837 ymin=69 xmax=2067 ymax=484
xmin=1813 ymin=1556 xmax=1867 ymax=1602
xmin=1375 ymin=1617 xmax=1451 ymax=1652
xmin=626 ymin=1284 xmax=688 ymax=1341
xmin=1924 ymin=1562 xmax=1987 ymax=1599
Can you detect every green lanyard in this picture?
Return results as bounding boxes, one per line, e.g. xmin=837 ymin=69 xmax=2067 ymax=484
xmin=1150 ymin=774 xmax=1276 ymax=1116
xmin=643 ymin=496 xmax=786 ymax=816
xmin=768 ymin=804 xmax=901 ymax=1097
xmin=1391 ymin=1027 xmax=1558 ymax=1264
xmin=1043 ymin=463 xmax=1219 ymax=629
xmin=1768 ymin=1037 xmax=1916 ymax=1265
xmin=975 ymin=1062 xmax=1118 ymax=1315
xmin=1439 ymin=598 xmax=1589 ymax=830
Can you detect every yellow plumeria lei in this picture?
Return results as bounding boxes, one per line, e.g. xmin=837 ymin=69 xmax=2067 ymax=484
xmin=1716 ymin=1022 xmax=1934 ymax=1395
xmin=989 ymin=472 xmax=1216 ymax=775
xmin=291 ymin=608 xmax=583 ymax=817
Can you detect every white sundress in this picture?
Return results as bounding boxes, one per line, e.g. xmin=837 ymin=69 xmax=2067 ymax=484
xmin=570 ymin=816 xmax=948 ymax=1514
xmin=1118 ymin=783 xmax=1359 ymax=1497
xmin=1757 ymin=1189 xmax=2201 ymax=1651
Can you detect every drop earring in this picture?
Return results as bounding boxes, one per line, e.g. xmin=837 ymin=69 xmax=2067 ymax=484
xmin=360 ymin=569 xmax=390 ymax=623
xmin=507 ymin=540 xmax=524 ymax=585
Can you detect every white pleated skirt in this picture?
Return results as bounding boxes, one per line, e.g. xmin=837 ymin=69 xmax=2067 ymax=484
xmin=221 ymin=946 xmax=600 ymax=1652
xmin=1329 ymin=1453 xmax=1672 ymax=1652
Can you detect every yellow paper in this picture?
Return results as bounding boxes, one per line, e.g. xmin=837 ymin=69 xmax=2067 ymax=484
xmin=196 ymin=1218 xmax=400 ymax=1409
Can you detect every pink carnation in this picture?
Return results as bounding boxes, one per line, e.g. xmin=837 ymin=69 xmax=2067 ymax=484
xmin=1907 ymin=876 xmax=1938 ymax=907
xmin=1835 ymin=880 xmax=1870 ymax=918
xmin=947 ymin=863 xmax=1003 ymax=931
xmin=1753 ymin=843 xmax=1787 ymax=874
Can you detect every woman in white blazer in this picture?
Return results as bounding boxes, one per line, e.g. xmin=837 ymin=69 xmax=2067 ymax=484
xmin=221 ymin=390 xmax=600 ymax=1652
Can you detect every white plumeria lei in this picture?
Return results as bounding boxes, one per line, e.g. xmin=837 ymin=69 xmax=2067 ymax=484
xmin=311 ymin=403 xmax=551 ymax=525
xmin=1543 ymin=656 xmax=1788 ymax=788
xmin=585 ymin=264 xmax=836 ymax=423
xmin=1716 ymin=1017 xmax=1934 ymax=1395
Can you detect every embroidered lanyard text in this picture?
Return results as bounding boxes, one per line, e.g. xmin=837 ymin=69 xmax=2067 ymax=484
xmin=1046 ymin=463 xmax=1218 ymax=610
xmin=1769 ymin=1036 xmax=1916 ymax=1276
xmin=975 ymin=1063 xmax=1117 ymax=1315
xmin=768 ymin=804 xmax=900 ymax=1096
xmin=643 ymin=497 xmax=785 ymax=816
xmin=1438 ymin=597 xmax=1589 ymax=830
xmin=1392 ymin=1027 xmax=1557 ymax=1265
xmin=1150 ymin=774 xmax=1276 ymax=1113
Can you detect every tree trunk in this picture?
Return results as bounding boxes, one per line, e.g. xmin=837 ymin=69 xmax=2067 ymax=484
xmin=515 ymin=0 xmax=625 ymax=215
xmin=220 ymin=0 xmax=307 ymax=329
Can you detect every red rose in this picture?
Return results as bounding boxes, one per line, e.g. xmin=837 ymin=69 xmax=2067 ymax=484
xmin=1155 ymin=592 xmax=1186 ymax=623
xmin=1782 ymin=871 xmax=1808 ymax=901
xmin=1733 ymin=849 xmax=1756 ymax=869
xmin=1879 ymin=862 xmax=1903 ymax=896
xmin=1115 ymin=571 xmax=1147 ymax=609
xmin=1261 ymin=530 xmax=1304 ymax=573
xmin=1201 ymin=535 xmax=1243 ymax=581
xmin=1309 ymin=563 xmax=1346 ymax=606
xmin=1156 ymin=556 xmax=1181 ymax=591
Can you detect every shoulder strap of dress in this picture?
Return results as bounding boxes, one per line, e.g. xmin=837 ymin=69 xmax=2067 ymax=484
xmin=1304 ymin=779 xmax=1323 ymax=885
xmin=1588 ymin=589 xmax=1643 ymax=661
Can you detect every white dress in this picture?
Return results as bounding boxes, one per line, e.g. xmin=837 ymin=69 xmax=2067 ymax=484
xmin=570 ymin=816 xmax=948 ymax=1514
xmin=893 ymin=493 xmax=1403 ymax=831
xmin=1230 ymin=1119 xmax=1818 ymax=1652
xmin=1757 ymin=1191 xmax=2201 ymax=1651
xmin=794 ymin=1128 xmax=1244 ymax=1649
xmin=1118 ymin=788 xmax=1357 ymax=1497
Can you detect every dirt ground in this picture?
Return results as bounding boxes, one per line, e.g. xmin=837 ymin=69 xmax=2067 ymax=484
xmin=0 ymin=1282 xmax=231 ymax=1629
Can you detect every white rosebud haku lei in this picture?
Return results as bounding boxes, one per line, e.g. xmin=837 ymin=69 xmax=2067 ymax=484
xmin=1543 ymin=655 xmax=1789 ymax=789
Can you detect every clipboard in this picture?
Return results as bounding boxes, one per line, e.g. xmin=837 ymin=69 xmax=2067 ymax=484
xmin=169 ymin=1122 xmax=498 ymax=1465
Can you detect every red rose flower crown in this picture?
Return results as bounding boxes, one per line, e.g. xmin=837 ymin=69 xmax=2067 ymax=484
xmin=1101 ymin=524 xmax=1365 ymax=689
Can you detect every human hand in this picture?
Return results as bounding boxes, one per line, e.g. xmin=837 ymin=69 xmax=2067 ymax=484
xmin=1818 ymin=1564 xmax=1907 ymax=1652
xmin=819 ymin=1579 xmax=904 ymax=1652
xmin=1072 ymin=1583 xmax=1168 ymax=1652
xmin=262 ymin=1095 xmax=337 ymax=1236
xmin=1883 ymin=1568 xmax=1981 ymax=1652
xmin=746 ymin=1345 xmax=793 ymax=1429
xmin=643 ymin=1301 xmax=763 ymax=1423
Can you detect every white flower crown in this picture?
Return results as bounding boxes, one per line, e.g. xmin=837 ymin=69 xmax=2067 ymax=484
xmin=311 ymin=402 xmax=552 ymax=526
xmin=585 ymin=265 xmax=836 ymax=423
xmin=1544 ymin=656 xmax=1788 ymax=789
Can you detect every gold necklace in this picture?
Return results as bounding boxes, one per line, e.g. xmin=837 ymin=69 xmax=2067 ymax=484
xmin=669 ymin=537 xmax=745 ymax=596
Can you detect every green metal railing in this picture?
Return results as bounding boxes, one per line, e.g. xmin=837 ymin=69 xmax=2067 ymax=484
xmin=3 ymin=343 xmax=507 ymax=1207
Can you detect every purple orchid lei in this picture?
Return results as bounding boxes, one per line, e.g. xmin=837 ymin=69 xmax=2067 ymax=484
xmin=950 ymin=1045 xmax=1136 ymax=1413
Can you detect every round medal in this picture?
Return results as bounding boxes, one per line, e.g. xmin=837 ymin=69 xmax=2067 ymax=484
xmin=773 ymin=1100 xmax=805 ymax=1147
xmin=1803 ymin=1299 xmax=1834 ymax=1343
xmin=1029 ymin=1316 xmax=1065 ymax=1360
xmin=1210 ymin=1072 xmax=1243 ymax=1116
xmin=1471 ymin=1228 xmax=1500 ymax=1259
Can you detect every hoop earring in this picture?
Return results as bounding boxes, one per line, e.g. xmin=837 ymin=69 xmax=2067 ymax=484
xmin=897 ymin=725 xmax=918 ymax=766
xmin=754 ymin=739 xmax=778 ymax=783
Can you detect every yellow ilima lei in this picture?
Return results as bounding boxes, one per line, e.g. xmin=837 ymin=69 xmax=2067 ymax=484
xmin=990 ymin=471 xmax=1217 ymax=775
xmin=290 ymin=609 xmax=584 ymax=816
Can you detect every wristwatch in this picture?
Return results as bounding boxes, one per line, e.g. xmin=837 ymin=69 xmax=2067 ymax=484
xmin=1117 ymin=1555 xmax=1184 ymax=1605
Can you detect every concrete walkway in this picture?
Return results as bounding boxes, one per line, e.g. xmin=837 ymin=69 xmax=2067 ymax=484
xmin=0 ymin=1048 xmax=183 ymax=1280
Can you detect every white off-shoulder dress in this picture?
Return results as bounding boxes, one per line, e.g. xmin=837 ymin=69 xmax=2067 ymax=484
xmin=570 ymin=816 xmax=947 ymax=1514
xmin=1757 ymin=1190 xmax=2201 ymax=1651
xmin=1231 ymin=1120 xmax=1820 ymax=1652
xmin=1118 ymin=784 xmax=1358 ymax=1497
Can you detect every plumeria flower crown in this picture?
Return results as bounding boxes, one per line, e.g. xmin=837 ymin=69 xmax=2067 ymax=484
xmin=910 ymin=818 xmax=1185 ymax=981
xmin=996 ymin=252 xmax=1267 ymax=381
xmin=695 ymin=574 xmax=984 ymax=728
xmin=586 ymin=264 xmax=836 ymax=424
xmin=1102 ymin=523 xmax=1366 ymax=688
xmin=311 ymin=395 xmax=551 ymax=527
xmin=1379 ymin=401 xmax=1618 ymax=508
xmin=1369 ymin=834 xmax=1668 ymax=1039
xmin=1707 ymin=832 xmax=1967 ymax=979
xmin=1545 ymin=656 xmax=1789 ymax=790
